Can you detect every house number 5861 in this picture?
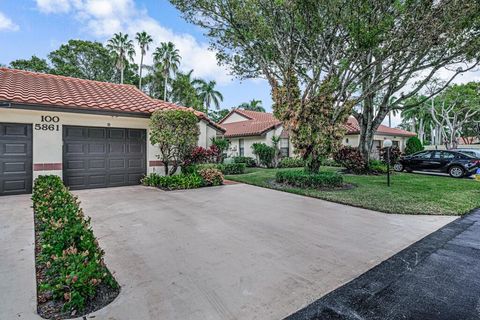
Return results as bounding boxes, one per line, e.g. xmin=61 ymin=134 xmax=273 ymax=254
xmin=35 ymin=115 xmax=60 ymax=131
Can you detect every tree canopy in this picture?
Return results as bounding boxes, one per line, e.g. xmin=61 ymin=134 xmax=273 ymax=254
xmin=171 ymin=0 xmax=480 ymax=168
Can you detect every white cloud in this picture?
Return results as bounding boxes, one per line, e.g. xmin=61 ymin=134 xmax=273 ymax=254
xmin=36 ymin=0 xmax=72 ymax=14
xmin=34 ymin=0 xmax=232 ymax=84
xmin=0 ymin=12 xmax=19 ymax=31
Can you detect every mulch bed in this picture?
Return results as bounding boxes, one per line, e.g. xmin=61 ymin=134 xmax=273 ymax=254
xmin=34 ymin=215 xmax=120 ymax=320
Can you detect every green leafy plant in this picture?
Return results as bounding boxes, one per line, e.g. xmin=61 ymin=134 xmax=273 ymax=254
xmin=233 ymin=156 xmax=256 ymax=167
xmin=198 ymin=168 xmax=224 ymax=186
xmin=149 ymin=109 xmax=200 ymax=176
xmin=141 ymin=173 xmax=203 ymax=190
xmin=275 ymin=170 xmax=343 ymax=188
xmin=333 ymin=146 xmax=368 ymax=174
xmin=252 ymin=143 xmax=276 ymax=168
xmin=219 ymin=163 xmax=246 ymax=175
xmin=405 ymin=136 xmax=424 ymax=155
xmin=210 ymin=137 xmax=230 ymax=163
xmin=368 ymin=160 xmax=388 ymax=174
xmin=278 ymin=157 xmax=304 ymax=168
xmin=32 ymin=176 xmax=118 ymax=312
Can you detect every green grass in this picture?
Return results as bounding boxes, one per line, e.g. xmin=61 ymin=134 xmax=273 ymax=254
xmin=226 ymin=167 xmax=480 ymax=215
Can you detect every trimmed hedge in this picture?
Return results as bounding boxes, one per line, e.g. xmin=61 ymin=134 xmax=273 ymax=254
xmin=275 ymin=169 xmax=343 ymax=188
xmin=141 ymin=173 xmax=204 ymax=190
xmin=196 ymin=163 xmax=246 ymax=175
xmin=233 ymin=156 xmax=256 ymax=167
xmin=32 ymin=175 xmax=118 ymax=312
xmin=220 ymin=163 xmax=246 ymax=174
xmin=278 ymin=157 xmax=304 ymax=168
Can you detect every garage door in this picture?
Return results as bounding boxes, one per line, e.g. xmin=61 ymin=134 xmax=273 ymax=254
xmin=0 ymin=123 xmax=33 ymax=196
xmin=63 ymin=126 xmax=147 ymax=190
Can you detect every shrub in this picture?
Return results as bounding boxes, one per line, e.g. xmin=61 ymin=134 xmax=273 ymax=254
xmin=198 ymin=168 xmax=224 ymax=186
xmin=405 ymin=136 xmax=424 ymax=155
xmin=333 ymin=146 xmax=367 ymax=174
xmin=32 ymin=176 xmax=118 ymax=312
xmin=321 ymin=158 xmax=342 ymax=167
xmin=278 ymin=157 xmax=305 ymax=168
xmin=233 ymin=156 xmax=256 ymax=167
xmin=380 ymin=146 xmax=402 ymax=165
xmin=252 ymin=143 xmax=276 ymax=168
xmin=368 ymin=160 xmax=388 ymax=174
xmin=219 ymin=163 xmax=246 ymax=174
xmin=210 ymin=137 xmax=230 ymax=163
xmin=141 ymin=173 xmax=203 ymax=190
xmin=275 ymin=169 xmax=343 ymax=188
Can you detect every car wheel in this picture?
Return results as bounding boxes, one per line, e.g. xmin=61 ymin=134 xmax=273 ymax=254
xmin=449 ymin=165 xmax=465 ymax=178
xmin=393 ymin=163 xmax=404 ymax=172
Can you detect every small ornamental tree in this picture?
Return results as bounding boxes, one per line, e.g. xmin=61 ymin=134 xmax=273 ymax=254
xmin=252 ymin=143 xmax=276 ymax=168
xmin=273 ymin=76 xmax=353 ymax=173
xmin=210 ymin=137 xmax=230 ymax=163
xmin=405 ymin=136 xmax=424 ymax=155
xmin=149 ymin=109 xmax=200 ymax=175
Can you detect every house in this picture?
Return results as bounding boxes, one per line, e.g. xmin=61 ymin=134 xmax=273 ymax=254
xmin=219 ymin=109 xmax=291 ymax=158
xmin=0 ymin=68 xmax=224 ymax=196
xmin=219 ymin=109 xmax=416 ymax=159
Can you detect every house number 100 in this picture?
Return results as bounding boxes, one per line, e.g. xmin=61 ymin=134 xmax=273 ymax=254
xmin=35 ymin=115 xmax=60 ymax=131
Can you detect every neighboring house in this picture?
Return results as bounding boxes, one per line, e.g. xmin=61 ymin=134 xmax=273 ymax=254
xmin=219 ymin=109 xmax=291 ymax=158
xmin=0 ymin=68 xmax=224 ymax=196
xmin=219 ymin=109 xmax=416 ymax=159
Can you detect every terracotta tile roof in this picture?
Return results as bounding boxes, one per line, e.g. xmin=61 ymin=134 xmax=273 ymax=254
xmin=0 ymin=68 xmax=224 ymax=132
xmin=220 ymin=110 xmax=415 ymax=138
xmin=218 ymin=109 xmax=279 ymax=124
xmin=221 ymin=120 xmax=282 ymax=138
xmin=346 ymin=117 xmax=416 ymax=137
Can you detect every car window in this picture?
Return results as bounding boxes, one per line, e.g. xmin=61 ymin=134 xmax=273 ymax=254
xmin=415 ymin=151 xmax=432 ymax=159
xmin=441 ymin=151 xmax=456 ymax=159
xmin=431 ymin=151 xmax=442 ymax=159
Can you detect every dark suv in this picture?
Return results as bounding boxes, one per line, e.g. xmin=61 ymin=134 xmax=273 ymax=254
xmin=394 ymin=150 xmax=480 ymax=178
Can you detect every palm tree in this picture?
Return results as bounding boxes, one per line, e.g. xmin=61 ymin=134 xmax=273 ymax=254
xmin=153 ymin=42 xmax=181 ymax=101
xmin=171 ymin=70 xmax=202 ymax=109
xmin=194 ymin=79 xmax=223 ymax=113
xmin=238 ymin=99 xmax=265 ymax=112
xmin=107 ymin=32 xmax=135 ymax=84
xmin=135 ymin=31 xmax=153 ymax=90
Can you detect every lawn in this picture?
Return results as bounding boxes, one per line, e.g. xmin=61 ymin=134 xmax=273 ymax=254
xmin=226 ymin=167 xmax=480 ymax=215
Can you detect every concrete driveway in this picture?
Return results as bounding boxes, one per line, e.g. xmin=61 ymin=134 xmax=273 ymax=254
xmin=0 ymin=184 xmax=456 ymax=320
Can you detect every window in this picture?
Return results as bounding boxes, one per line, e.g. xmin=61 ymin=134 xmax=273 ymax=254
xmin=431 ymin=151 xmax=442 ymax=159
xmin=280 ymin=138 xmax=289 ymax=157
xmin=413 ymin=151 xmax=431 ymax=159
xmin=441 ymin=151 xmax=456 ymax=160
xmin=239 ymin=139 xmax=244 ymax=156
xmin=392 ymin=140 xmax=399 ymax=148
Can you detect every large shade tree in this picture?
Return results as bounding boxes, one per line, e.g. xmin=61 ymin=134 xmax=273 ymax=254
xmin=153 ymin=42 xmax=181 ymax=101
xmin=10 ymin=55 xmax=50 ymax=73
xmin=107 ymin=32 xmax=136 ymax=84
xmin=171 ymin=0 xmax=480 ymax=169
xmin=48 ymin=40 xmax=115 ymax=81
xmin=135 ymin=31 xmax=153 ymax=90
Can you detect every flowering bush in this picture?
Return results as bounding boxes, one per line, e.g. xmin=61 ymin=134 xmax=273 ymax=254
xmin=333 ymin=146 xmax=367 ymax=174
xmin=198 ymin=168 xmax=224 ymax=186
xmin=32 ymin=175 xmax=118 ymax=312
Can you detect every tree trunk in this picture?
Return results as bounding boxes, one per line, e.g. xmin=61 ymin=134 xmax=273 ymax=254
xmin=138 ymin=54 xmax=144 ymax=89
xmin=120 ymin=67 xmax=124 ymax=84
xmin=164 ymin=75 xmax=168 ymax=101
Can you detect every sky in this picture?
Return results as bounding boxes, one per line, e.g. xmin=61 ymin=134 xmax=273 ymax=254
xmin=0 ymin=0 xmax=479 ymax=127
xmin=0 ymin=0 xmax=273 ymax=111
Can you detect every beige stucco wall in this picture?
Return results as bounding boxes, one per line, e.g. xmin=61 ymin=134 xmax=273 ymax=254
xmin=0 ymin=107 xmax=215 ymax=181
xmin=221 ymin=112 xmax=249 ymax=124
